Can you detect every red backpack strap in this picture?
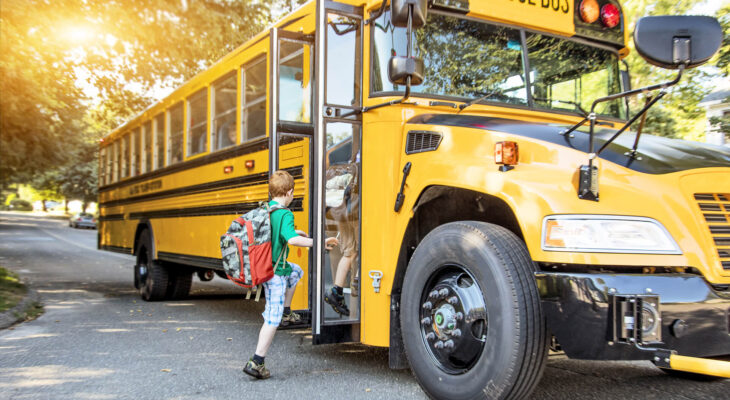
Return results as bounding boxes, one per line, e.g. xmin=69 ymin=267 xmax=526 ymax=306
xmin=244 ymin=220 xmax=255 ymax=245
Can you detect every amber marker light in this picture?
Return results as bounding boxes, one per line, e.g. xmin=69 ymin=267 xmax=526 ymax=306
xmin=601 ymin=3 xmax=620 ymax=28
xmin=245 ymin=160 xmax=255 ymax=169
xmin=495 ymin=141 xmax=518 ymax=171
xmin=224 ymin=165 xmax=234 ymax=174
xmin=579 ymin=0 xmax=600 ymax=24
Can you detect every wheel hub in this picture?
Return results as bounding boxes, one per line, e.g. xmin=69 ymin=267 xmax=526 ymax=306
xmin=420 ymin=268 xmax=487 ymax=374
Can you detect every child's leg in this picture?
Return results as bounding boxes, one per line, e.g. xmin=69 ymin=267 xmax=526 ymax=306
xmin=254 ymin=324 xmax=278 ymax=357
xmin=283 ymin=263 xmax=303 ymax=307
xmin=256 ymin=276 xmax=286 ymax=357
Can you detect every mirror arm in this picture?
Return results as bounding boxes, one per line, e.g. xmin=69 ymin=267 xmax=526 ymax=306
xmin=365 ymin=0 xmax=389 ymax=25
xmin=627 ymin=94 xmax=653 ymax=158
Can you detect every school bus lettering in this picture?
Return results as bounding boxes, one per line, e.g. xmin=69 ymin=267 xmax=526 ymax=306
xmin=98 ymin=1 xmax=729 ymax=399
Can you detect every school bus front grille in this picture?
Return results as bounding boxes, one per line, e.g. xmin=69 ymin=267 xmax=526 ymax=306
xmin=695 ymin=193 xmax=730 ymax=270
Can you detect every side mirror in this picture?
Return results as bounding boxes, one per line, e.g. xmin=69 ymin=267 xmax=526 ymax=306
xmin=634 ymin=16 xmax=722 ymax=69
xmin=391 ymin=0 xmax=428 ymax=28
xmin=388 ymin=56 xmax=424 ymax=85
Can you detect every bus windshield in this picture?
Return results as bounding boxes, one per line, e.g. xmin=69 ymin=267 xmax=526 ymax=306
xmin=372 ymin=12 xmax=626 ymax=119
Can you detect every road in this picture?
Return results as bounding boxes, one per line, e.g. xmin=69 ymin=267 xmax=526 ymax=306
xmin=0 ymin=212 xmax=727 ymax=400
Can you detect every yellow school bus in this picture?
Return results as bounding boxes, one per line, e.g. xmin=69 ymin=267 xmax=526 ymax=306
xmin=98 ymin=0 xmax=730 ymax=398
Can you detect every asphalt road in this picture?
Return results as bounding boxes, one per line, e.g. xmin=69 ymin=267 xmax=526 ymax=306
xmin=0 ymin=212 xmax=728 ymax=400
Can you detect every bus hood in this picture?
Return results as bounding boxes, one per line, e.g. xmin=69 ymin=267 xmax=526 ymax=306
xmin=408 ymin=114 xmax=730 ymax=174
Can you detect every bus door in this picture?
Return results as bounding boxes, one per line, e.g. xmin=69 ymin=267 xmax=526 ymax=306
xmin=311 ymin=1 xmax=363 ymax=344
xmin=269 ymin=28 xmax=315 ymax=314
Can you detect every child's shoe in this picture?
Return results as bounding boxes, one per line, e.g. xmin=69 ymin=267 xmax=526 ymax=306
xmin=324 ymin=288 xmax=350 ymax=316
xmin=280 ymin=310 xmax=302 ymax=326
xmin=243 ymin=358 xmax=270 ymax=379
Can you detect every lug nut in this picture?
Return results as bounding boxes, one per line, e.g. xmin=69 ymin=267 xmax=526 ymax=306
xmin=425 ymin=332 xmax=436 ymax=341
xmin=434 ymin=341 xmax=445 ymax=349
xmin=429 ymin=290 xmax=439 ymax=300
xmin=438 ymin=288 xmax=449 ymax=297
xmin=444 ymin=340 xmax=454 ymax=349
xmin=421 ymin=317 xmax=431 ymax=326
xmin=451 ymin=329 xmax=462 ymax=338
xmin=455 ymin=312 xmax=464 ymax=321
xmin=447 ymin=296 xmax=459 ymax=305
xmin=422 ymin=301 xmax=433 ymax=311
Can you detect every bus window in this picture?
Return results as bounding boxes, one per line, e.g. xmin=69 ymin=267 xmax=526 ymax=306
xmin=372 ymin=11 xmax=527 ymax=105
xmin=112 ymin=140 xmax=119 ymax=182
xmin=144 ymin=120 xmax=152 ymax=173
xmin=99 ymin=148 xmax=107 ymax=186
xmin=133 ymin=127 xmax=141 ymax=176
xmin=213 ymin=72 xmax=237 ymax=150
xmin=526 ymin=33 xmax=626 ymax=119
xmin=279 ymin=41 xmax=312 ymax=123
xmin=154 ymin=113 xmax=165 ymax=169
xmin=168 ymin=103 xmax=183 ymax=164
xmin=326 ymin=14 xmax=360 ymax=107
xmin=187 ymin=88 xmax=208 ymax=157
xmin=121 ymin=134 xmax=130 ymax=178
xmin=242 ymin=57 xmax=266 ymax=141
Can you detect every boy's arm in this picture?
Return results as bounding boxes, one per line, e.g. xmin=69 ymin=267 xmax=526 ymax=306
xmin=288 ymin=235 xmax=338 ymax=249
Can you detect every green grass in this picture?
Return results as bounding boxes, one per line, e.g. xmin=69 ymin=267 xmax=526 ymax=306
xmin=0 ymin=267 xmax=27 ymax=313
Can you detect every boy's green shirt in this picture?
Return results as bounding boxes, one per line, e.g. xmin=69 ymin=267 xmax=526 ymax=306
xmin=269 ymin=200 xmax=298 ymax=276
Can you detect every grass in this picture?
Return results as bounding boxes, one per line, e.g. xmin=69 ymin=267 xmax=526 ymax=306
xmin=0 ymin=267 xmax=26 ymax=313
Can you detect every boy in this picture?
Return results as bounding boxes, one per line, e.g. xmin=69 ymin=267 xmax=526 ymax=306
xmin=243 ymin=170 xmax=338 ymax=379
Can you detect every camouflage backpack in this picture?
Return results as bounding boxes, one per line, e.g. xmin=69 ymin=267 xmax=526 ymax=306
xmin=220 ymin=202 xmax=287 ymax=288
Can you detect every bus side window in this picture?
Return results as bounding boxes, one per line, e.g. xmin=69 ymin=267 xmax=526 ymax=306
xmin=242 ymin=57 xmax=266 ymax=141
xmin=187 ymin=88 xmax=208 ymax=157
xmin=154 ymin=113 xmax=165 ymax=169
xmin=122 ymin=134 xmax=130 ymax=178
xmin=112 ymin=140 xmax=119 ymax=182
xmin=168 ymin=103 xmax=184 ymax=164
xmin=278 ymin=41 xmax=312 ymax=124
xmin=213 ymin=72 xmax=237 ymax=150
xmin=133 ymin=127 xmax=141 ymax=176
xmin=143 ymin=120 xmax=152 ymax=173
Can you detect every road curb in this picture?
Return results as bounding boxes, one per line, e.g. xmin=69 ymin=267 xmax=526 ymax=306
xmin=0 ymin=286 xmax=41 ymax=330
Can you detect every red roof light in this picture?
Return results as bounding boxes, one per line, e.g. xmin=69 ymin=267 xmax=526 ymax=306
xmin=601 ymin=4 xmax=620 ymax=28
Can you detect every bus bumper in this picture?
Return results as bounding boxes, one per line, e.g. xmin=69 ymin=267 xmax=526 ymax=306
xmin=536 ymin=272 xmax=730 ymax=369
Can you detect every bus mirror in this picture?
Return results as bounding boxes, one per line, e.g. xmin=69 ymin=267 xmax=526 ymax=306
xmin=391 ymin=0 xmax=427 ymax=28
xmin=388 ymin=56 xmax=424 ymax=85
xmin=633 ymin=16 xmax=722 ymax=69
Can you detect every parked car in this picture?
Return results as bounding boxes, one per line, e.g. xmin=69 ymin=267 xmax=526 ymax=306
xmin=69 ymin=213 xmax=97 ymax=229
xmin=8 ymin=199 xmax=33 ymax=211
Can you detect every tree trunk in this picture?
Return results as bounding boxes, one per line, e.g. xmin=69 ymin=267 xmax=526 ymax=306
xmin=42 ymin=199 xmax=48 ymax=212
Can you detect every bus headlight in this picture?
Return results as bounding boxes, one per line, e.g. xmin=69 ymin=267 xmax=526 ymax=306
xmin=541 ymin=215 xmax=681 ymax=254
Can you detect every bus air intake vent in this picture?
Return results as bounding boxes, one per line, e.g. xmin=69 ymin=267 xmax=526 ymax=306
xmin=406 ymin=131 xmax=442 ymax=154
xmin=694 ymin=193 xmax=730 ymax=270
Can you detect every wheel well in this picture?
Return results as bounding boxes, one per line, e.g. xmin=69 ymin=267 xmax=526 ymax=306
xmin=133 ymin=221 xmax=154 ymax=258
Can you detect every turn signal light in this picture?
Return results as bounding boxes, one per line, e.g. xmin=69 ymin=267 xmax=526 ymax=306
xmin=495 ymin=141 xmax=519 ymax=165
xmin=579 ymin=0 xmax=600 ymax=24
xmin=601 ymin=4 xmax=620 ymax=28
xmin=245 ymin=160 xmax=255 ymax=169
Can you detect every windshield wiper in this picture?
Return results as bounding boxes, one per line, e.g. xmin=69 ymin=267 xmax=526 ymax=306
xmin=458 ymin=90 xmax=501 ymax=112
xmin=532 ymin=96 xmax=589 ymax=117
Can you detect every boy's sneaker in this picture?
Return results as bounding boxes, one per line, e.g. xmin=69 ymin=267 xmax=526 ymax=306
xmin=324 ymin=289 xmax=350 ymax=316
xmin=243 ymin=359 xmax=270 ymax=380
xmin=280 ymin=310 xmax=302 ymax=326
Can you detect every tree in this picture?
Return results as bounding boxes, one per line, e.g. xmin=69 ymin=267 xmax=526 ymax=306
xmin=714 ymin=5 xmax=730 ymax=77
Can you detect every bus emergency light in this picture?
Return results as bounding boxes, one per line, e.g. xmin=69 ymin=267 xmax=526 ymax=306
xmin=579 ymin=0 xmax=600 ymax=24
xmin=601 ymin=3 xmax=620 ymax=28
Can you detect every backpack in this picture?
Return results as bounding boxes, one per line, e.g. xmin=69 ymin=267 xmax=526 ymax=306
xmin=219 ymin=202 xmax=287 ymax=288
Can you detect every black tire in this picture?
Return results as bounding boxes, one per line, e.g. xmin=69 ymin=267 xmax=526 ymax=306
xmin=401 ymin=221 xmax=548 ymax=400
xmin=135 ymin=230 xmax=169 ymax=301
xmin=166 ymin=268 xmax=193 ymax=300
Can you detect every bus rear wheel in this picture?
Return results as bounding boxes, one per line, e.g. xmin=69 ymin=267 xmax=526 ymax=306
xmin=401 ymin=221 xmax=547 ymax=400
xmin=135 ymin=230 xmax=169 ymax=301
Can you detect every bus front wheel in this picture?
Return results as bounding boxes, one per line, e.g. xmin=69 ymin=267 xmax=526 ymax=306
xmin=135 ymin=230 xmax=169 ymax=301
xmin=401 ymin=221 xmax=547 ymax=400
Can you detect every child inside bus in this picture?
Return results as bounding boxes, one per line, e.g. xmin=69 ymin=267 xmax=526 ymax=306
xmin=243 ymin=170 xmax=338 ymax=380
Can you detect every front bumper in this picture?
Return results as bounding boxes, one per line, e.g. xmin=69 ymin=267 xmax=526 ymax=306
xmin=536 ymin=272 xmax=730 ymax=361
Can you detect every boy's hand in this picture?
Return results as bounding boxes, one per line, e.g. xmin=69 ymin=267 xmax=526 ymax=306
xmin=295 ymin=229 xmax=308 ymax=237
xmin=324 ymin=237 xmax=339 ymax=250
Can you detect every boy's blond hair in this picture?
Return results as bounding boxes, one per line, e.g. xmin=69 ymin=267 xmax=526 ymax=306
xmin=269 ymin=170 xmax=294 ymax=197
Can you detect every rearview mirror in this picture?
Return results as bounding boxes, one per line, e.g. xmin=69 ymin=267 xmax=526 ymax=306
xmin=391 ymin=0 xmax=428 ymax=28
xmin=634 ymin=16 xmax=722 ymax=69
xmin=388 ymin=56 xmax=424 ymax=85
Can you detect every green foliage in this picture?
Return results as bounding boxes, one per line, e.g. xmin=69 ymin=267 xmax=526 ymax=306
xmin=715 ymin=5 xmax=730 ymax=77
xmin=0 ymin=267 xmax=27 ymax=313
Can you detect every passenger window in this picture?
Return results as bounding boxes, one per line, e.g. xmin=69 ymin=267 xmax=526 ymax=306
xmin=133 ymin=127 xmax=141 ymax=176
xmin=144 ymin=121 xmax=152 ymax=173
xmin=154 ymin=113 xmax=165 ymax=169
xmin=168 ymin=103 xmax=184 ymax=164
xmin=242 ymin=57 xmax=266 ymax=140
xmin=99 ymin=149 xmax=107 ymax=185
xmin=213 ymin=72 xmax=237 ymax=150
xmin=279 ymin=41 xmax=312 ymax=123
xmin=122 ymin=134 xmax=130 ymax=178
xmin=187 ymin=88 xmax=208 ymax=156
xmin=112 ymin=140 xmax=119 ymax=182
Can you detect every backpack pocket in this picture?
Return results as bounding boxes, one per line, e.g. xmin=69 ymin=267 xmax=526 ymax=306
xmin=248 ymin=242 xmax=273 ymax=286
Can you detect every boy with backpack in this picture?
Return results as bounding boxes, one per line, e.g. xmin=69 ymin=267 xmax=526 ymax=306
xmin=243 ymin=170 xmax=338 ymax=379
